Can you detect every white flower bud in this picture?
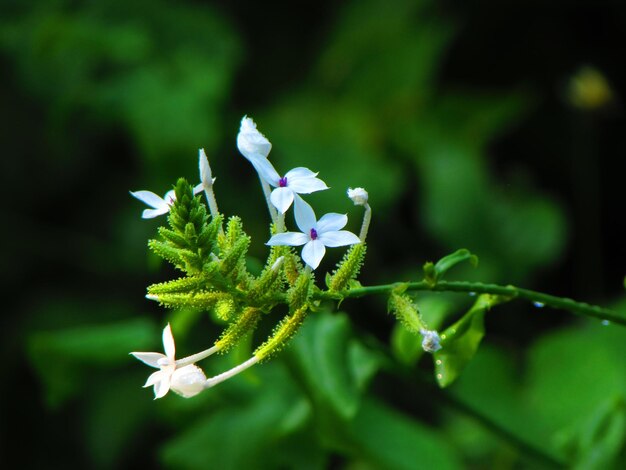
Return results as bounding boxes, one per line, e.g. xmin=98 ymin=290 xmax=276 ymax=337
xmin=347 ymin=187 xmax=368 ymax=206
xmin=170 ymin=364 xmax=207 ymax=398
xmin=237 ymin=116 xmax=272 ymax=159
xmin=199 ymin=148 xmax=214 ymax=188
xmin=420 ymin=329 xmax=442 ymax=353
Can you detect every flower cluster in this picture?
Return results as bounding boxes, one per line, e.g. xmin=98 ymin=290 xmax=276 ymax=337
xmin=129 ymin=116 xmax=372 ymax=399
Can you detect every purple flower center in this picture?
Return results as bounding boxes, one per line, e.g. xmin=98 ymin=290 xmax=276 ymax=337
xmin=278 ymin=176 xmax=288 ymax=187
xmin=309 ymin=228 xmax=318 ymax=240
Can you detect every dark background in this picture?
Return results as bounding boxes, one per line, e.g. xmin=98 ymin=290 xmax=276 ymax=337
xmin=1 ymin=0 xmax=625 ymax=468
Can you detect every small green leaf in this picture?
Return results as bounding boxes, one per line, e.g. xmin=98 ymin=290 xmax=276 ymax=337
xmin=433 ymin=294 xmax=503 ymax=387
xmin=424 ymin=249 xmax=478 ymax=285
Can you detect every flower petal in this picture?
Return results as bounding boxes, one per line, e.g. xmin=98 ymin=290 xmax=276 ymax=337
xmin=144 ymin=370 xmax=165 ymax=387
xmin=163 ymin=190 xmax=177 ymax=205
xmin=131 ymin=352 xmax=166 ymax=368
xmin=267 ymin=232 xmax=309 ymax=247
xmin=153 ymin=374 xmax=171 ymax=399
xmin=247 ymin=153 xmax=280 ymax=186
xmin=162 ymin=324 xmax=175 ymax=360
xmin=193 ymin=183 xmax=204 ymax=195
xmin=142 ymin=207 xmax=170 ymax=219
xmin=318 ymin=230 xmax=361 ymax=247
xmin=293 ymin=196 xmax=317 ymax=233
xmin=316 ymin=213 xmax=348 ymax=233
xmin=237 ymin=116 xmax=272 ymax=159
xmin=130 ymin=190 xmax=166 ymax=210
xmin=284 ymin=167 xmax=318 ymax=179
xmin=287 ymin=176 xmax=329 ymax=194
xmin=301 ymin=240 xmax=326 ymax=270
xmin=270 ymin=187 xmax=295 ymax=214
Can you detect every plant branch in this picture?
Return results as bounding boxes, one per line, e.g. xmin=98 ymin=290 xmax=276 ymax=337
xmin=314 ymin=280 xmax=626 ymax=326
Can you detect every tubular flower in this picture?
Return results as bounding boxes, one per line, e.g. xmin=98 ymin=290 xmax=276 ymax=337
xmin=131 ymin=324 xmax=207 ymax=399
xmin=237 ymin=116 xmax=272 ymax=160
xmin=267 ymin=197 xmax=360 ymax=269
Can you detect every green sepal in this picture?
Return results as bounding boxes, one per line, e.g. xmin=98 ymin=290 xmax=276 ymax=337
xmin=147 ymin=276 xmax=208 ymax=296
xmin=388 ymin=291 xmax=425 ymax=334
xmin=423 ymin=248 xmax=478 ymax=286
xmin=433 ymin=293 xmax=507 ymax=388
xmin=247 ymin=246 xmax=287 ymax=305
xmin=151 ymin=291 xmax=231 ymax=310
xmin=254 ymin=306 xmax=308 ymax=361
xmin=327 ymin=243 xmax=367 ymax=292
xmin=157 ymin=227 xmax=188 ymax=248
xmin=219 ymin=234 xmax=251 ymax=280
xmin=148 ymin=239 xmax=186 ymax=271
xmin=288 ymin=271 xmax=313 ymax=311
xmin=215 ymin=307 xmax=261 ymax=353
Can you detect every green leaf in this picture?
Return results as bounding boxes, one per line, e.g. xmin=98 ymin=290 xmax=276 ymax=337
xmin=433 ymin=294 xmax=504 ymax=387
xmin=289 ymin=311 xmax=379 ymax=420
xmin=424 ymin=248 xmax=478 ymax=285
xmin=342 ymin=398 xmax=461 ymax=470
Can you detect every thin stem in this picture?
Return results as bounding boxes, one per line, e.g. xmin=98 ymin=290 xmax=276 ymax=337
xmin=359 ymin=203 xmax=371 ymax=242
xmin=204 ymin=356 xmax=259 ymax=388
xmin=176 ymin=345 xmax=220 ymax=367
xmin=260 ymin=178 xmax=282 ymax=230
xmin=314 ymin=280 xmax=625 ymax=326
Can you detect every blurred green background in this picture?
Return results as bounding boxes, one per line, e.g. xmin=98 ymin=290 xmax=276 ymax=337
xmin=2 ymin=0 xmax=625 ymax=468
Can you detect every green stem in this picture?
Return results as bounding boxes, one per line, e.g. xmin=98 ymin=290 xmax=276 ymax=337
xmin=314 ymin=280 xmax=625 ymax=326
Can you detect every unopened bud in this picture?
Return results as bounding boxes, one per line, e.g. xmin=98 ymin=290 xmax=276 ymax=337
xmin=420 ymin=329 xmax=442 ymax=353
xmin=347 ymin=187 xmax=368 ymax=206
xmin=170 ymin=364 xmax=207 ymax=398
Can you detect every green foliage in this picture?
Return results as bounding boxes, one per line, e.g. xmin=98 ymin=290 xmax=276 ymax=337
xmin=433 ymin=294 xmax=508 ymax=387
xmin=423 ymin=249 xmax=478 ymax=286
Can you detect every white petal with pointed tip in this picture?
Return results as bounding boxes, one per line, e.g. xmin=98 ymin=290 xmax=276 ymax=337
xmin=267 ymin=232 xmax=309 ymax=246
xmin=131 ymin=352 xmax=166 ymax=368
xmin=130 ymin=191 xmax=166 ymax=210
xmin=270 ymin=187 xmax=295 ymax=214
xmin=199 ymin=148 xmax=212 ymax=186
xmin=153 ymin=375 xmax=171 ymax=399
xmin=316 ymin=213 xmax=348 ymax=233
xmin=294 ymin=197 xmax=317 ymax=233
xmin=302 ymin=240 xmax=326 ymax=269
xmin=318 ymin=230 xmax=361 ymax=247
xmin=247 ymin=153 xmax=280 ymax=185
xmin=162 ymin=324 xmax=175 ymax=360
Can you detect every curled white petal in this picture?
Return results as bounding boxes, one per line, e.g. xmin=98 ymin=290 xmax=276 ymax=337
xmin=318 ymin=230 xmax=360 ymax=247
xmin=302 ymin=240 xmax=326 ymax=270
xmin=267 ymin=232 xmax=309 ymax=247
xmin=237 ymin=116 xmax=272 ymax=159
xmin=270 ymin=187 xmax=295 ymax=214
xmin=170 ymin=364 xmax=207 ymax=398
xmin=347 ymin=187 xmax=368 ymax=206
xmin=316 ymin=213 xmax=348 ymax=233
xmin=153 ymin=374 xmax=172 ymax=399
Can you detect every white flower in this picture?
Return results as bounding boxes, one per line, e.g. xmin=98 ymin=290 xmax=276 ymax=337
xmin=170 ymin=364 xmax=207 ymax=398
xmin=199 ymin=148 xmax=216 ymax=189
xmin=347 ymin=187 xmax=368 ymax=206
xmin=267 ymin=197 xmax=360 ymax=269
xmin=420 ymin=329 xmax=442 ymax=353
xmin=237 ymin=116 xmax=272 ymax=160
xmin=236 ymin=116 xmax=328 ymax=213
xmin=254 ymin=162 xmax=329 ymax=214
xmin=131 ymin=324 xmax=206 ymax=399
xmin=130 ymin=184 xmax=203 ymax=219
